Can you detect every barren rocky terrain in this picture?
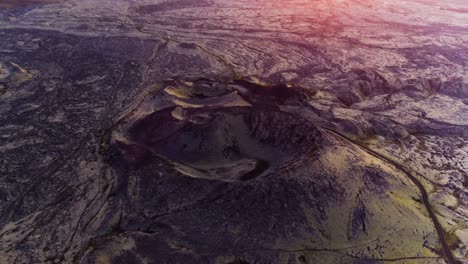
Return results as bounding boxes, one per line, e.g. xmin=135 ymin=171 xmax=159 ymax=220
xmin=0 ymin=0 xmax=467 ymax=263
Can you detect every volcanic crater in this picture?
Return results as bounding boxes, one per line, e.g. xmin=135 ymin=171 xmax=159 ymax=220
xmin=118 ymin=80 xmax=322 ymax=182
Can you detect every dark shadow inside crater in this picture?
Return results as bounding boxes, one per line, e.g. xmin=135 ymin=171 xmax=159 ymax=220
xmin=127 ymin=106 xmax=320 ymax=182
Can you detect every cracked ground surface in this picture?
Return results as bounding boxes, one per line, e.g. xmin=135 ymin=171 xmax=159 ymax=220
xmin=0 ymin=0 xmax=467 ymax=263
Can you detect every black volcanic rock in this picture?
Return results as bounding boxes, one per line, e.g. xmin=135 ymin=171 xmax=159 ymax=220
xmin=0 ymin=1 xmax=468 ymax=264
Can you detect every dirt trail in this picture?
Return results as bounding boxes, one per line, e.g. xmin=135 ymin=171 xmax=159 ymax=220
xmin=321 ymin=127 xmax=457 ymax=264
